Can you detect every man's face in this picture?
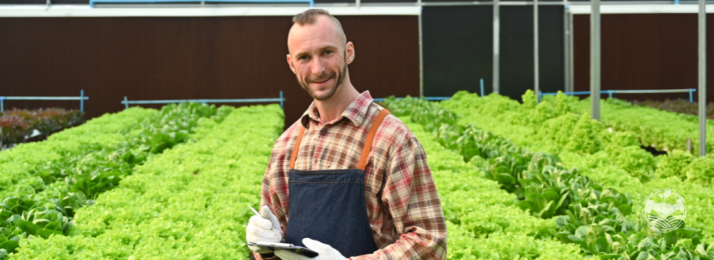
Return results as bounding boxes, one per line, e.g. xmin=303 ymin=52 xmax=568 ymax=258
xmin=287 ymin=16 xmax=353 ymax=101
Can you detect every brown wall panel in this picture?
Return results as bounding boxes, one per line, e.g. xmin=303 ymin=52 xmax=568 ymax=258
xmin=0 ymin=15 xmax=419 ymax=127
xmin=573 ymin=13 xmax=713 ymax=103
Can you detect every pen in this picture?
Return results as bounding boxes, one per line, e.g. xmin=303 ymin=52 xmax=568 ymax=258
xmin=250 ymin=205 xmax=281 ymax=236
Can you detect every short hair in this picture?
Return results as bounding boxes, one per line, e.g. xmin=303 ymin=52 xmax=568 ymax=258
xmin=292 ymin=9 xmax=347 ymax=44
xmin=293 ymin=9 xmax=337 ymax=26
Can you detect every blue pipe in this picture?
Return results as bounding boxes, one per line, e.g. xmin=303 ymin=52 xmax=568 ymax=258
xmin=541 ymin=91 xmax=591 ymax=96
xmin=123 ymin=98 xmax=284 ymax=104
xmin=121 ymin=95 xmax=286 ymax=108
xmin=424 ymin=97 xmax=451 ymax=101
xmin=480 ymin=78 xmax=485 ymax=97
xmin=0 ymin=95 xmax=88 ymax=112
xmin=540 ymin=88 xmax=698 ymax=98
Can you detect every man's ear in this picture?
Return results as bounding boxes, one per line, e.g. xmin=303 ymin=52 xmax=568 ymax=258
xmin=286 ymin=54 xmax=296 ymax=74
xmin=346 ymin=41 xmax=355 ymax=65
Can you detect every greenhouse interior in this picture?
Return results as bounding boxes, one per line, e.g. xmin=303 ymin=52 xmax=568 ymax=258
xmin=2 ymin=0 xmax=714 ymax=258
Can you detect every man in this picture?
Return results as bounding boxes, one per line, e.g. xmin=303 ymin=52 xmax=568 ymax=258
xmin=246 ymin=9 xmax=446 ymax=260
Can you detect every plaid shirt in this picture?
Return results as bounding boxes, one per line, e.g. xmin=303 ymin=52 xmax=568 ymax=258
xmin=257 ymin=91 xmax=446 ymax=260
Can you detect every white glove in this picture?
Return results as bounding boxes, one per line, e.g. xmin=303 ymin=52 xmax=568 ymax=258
xmin=246 ymin=205 xmax=284 ymax=254
xmin=274 ymin=238 xmax=348 ymax=260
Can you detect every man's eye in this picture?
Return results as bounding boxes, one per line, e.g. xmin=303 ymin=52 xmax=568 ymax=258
xmin=299 ymin=56 xmax=308 ymax=60
xmin=325 ymin=50 xmax=333 ymax=55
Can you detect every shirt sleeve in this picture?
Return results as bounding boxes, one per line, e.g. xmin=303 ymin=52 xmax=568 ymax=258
xmin=254 ymin=161 xmax=273 ymax=260
xmin=353 ymin=134 xmax=447 ymax=260
xmin=255 ymin=137 xmax=288 ymax=260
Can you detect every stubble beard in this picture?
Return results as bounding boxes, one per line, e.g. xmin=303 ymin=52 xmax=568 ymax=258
xmin=297 ymin=54 xmax=348 ymax=101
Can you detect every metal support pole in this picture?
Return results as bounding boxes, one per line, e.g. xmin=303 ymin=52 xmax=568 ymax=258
xmin=534 ymin=0 xmax=540 ymax=102
xmin=493 ymin=0 xmax=500 ymax=94
xmin=590 ymin=0 xmax=601 ymax=120
xmin=690 ymin=89 xmax=694 ymax=103
xmin=0 ymin=98 xmax=3 ymax=112
xmin=569 ymin=10 xmax=575 ymax=93
xmin=418 ymin=4 xmax=424 ymax=97
xmin=563 ymin=4 xmax=571 ymax=93
xmin=699 ymin=0 xmax=707 ymax=156
xmin=124 ymin=96 xmax=129 ymax=109
xmin=480 ymin=78 xmax=485 ymax=97
xmin=356 ymin=0 xmax=360 ymax=8
xmin=80 ymin=89 xmax=85 ymax=112
xmin=279 ymin=91 xmax=284 ymax=109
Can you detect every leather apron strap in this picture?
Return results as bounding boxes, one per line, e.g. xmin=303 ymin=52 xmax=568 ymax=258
xmin=288 ymin=108 xmax=390 ymax=170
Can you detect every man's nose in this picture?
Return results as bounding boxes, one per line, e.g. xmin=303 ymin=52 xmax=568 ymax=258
xmin=311 ymin=57 xmax=325 ymax=76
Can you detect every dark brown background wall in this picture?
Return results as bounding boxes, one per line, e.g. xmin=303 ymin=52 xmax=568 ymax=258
xmin=0 ymin=16 xmax=419 ymax=126
xmin=574 ymin=13 xmax=713 ymax=102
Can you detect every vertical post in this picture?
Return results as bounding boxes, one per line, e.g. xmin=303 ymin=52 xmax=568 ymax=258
xmin=590 ymin=0 xmax=601 ymax=120
xmin=0 ymin=98 xmax=3 ymax=112
xmin=80 ymin=89 xmax=85 ymax=112
xmin=356 ymin=0 xmax=360 ymax=8
xmin=699 ymin=0 xmax=706 ymax=156
xmin=280 ymin=91 xmax=284 ymax=109
xmin=569 ymin=10 xmax=575 ymax=93
xmin=690 ymin=89 xmax=694 ymax=103
xmin=564 ymin=4 xmax=571 ymax=93
xmin=534 ymin=0 xmax=540 ymax=103
xmin=480 ymin=78 xmax=485 ymax=97
xmin=124 ymin=96 xmax=129 ymax=109
xmin=418 ymin=5 xmax=424 ymax=97
xmin=493 ymin=0 xmax=500 ymax=94
xmin=608 ymin=91 xmax=612 ymax=99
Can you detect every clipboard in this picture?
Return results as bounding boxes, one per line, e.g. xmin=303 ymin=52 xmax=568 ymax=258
xmin=247 ymin=241 xmax=319 ymax=258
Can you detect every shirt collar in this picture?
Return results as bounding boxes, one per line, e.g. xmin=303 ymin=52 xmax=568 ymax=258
xmin=300 ymin=91 xmax=374 ymax=129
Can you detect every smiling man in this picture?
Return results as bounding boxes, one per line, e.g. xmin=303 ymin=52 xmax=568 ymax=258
xmin=246 ymin=9 xmax=447 ymax=260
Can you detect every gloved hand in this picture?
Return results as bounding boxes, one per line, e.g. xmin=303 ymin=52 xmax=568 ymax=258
xmin=274 ymin=238 xmax=348 ymax=260
xmin=246 ymin=205 xmax=283 ymax=254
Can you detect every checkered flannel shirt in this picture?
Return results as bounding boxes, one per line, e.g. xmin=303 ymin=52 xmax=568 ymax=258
xmin=256 ymin=91 xmax=447 ymax=260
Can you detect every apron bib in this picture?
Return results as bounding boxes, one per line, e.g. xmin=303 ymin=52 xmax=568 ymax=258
xmin=284 ymin=109 xmax=390 ymax=257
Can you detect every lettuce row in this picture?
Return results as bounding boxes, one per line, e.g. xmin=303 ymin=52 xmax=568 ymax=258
xmin=569 ymin=95 xmax=714 ymax=155
xmin=440 ymin=91 xmax=714 ymax=237
xmin=10 ymin=105 xmax=283 ymax=259
xmin=384 ymin=97 xmax=714 ymax=259
xmin=0 ymin=103 xmax=224 ymax=258
xmin=401 ymin=117 xmax=582 ymax=259
xmin=0 ymin=107 xmax=156 ymax=199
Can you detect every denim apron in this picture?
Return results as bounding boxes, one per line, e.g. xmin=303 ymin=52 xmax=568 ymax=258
xmin=284 ymin=109 xmax=390 ymax=258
